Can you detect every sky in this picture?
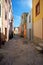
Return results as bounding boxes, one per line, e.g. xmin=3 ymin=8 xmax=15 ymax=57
xmin=12 ymin=0 xmax=32 ymax=27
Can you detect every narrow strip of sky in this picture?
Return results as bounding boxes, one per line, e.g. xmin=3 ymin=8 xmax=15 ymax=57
xmin=12 ymin=0 xmax=32 ymax=27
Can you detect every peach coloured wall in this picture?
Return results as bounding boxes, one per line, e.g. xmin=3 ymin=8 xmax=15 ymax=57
xmin=2 ymin=0 xmax=10 ymax=41
xmin=24 ymin=24 xmax=26 ymax=38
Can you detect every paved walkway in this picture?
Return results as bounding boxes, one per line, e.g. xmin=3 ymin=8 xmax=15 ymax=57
xmin=0 ymin=36 xmax=43 ymax=65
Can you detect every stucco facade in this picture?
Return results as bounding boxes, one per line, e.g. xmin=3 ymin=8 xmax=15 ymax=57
xmin=27 ymin=11 xmax=32 ymax=40
xmin=0 ymin=0 xmax=13 ymax=41
xmin=32 ymin=0 xmax=43 ymax=40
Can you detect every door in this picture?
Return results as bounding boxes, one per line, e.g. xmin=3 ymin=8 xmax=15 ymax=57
xmin=0 ymin=28 xmax=1 ymax=46
xmin=29 ymin=29 xmax=31 ymax=40
xmin=5 ymin=28 xmax=7 ymax=39
xmin=0 ymin=28 xmax=1 ymax=40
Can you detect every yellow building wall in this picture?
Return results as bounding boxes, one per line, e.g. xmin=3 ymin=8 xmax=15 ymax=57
xmin=32 ymin=0 xmax=43 ymax=22
xmin=32 ymin=0 xmax=43 ymax=39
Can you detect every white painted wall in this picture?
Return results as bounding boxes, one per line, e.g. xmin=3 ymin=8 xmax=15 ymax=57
xmin=27 ymin=11 xmax=32 ymax=40
xmin=0 ymin=0 xmax=13 ymax=41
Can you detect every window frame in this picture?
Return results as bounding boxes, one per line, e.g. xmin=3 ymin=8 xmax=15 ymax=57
xmin=36 ymin=0 xmax=40 ymax=16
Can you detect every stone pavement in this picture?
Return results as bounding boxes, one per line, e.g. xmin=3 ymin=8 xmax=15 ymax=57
xmin=0 ymin=36 xmax=43 ymax=65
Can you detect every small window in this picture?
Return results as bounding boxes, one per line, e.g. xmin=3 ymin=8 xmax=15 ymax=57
xmin=36 ymin=1 xmax=40 ymax=16
xmin=0 ymin=4 xmax=1 ymax=17
xmin=5 ymin=12 xmax=7 ymax=20
xmin=22 ymin=16 xmax=23 ymax=19
xmin=5 ymin=0 xmax=7 ymax=3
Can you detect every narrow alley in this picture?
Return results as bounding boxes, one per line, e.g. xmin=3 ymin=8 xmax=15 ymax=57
xmin=0 ymin=0 xmax=43 ymax=65
xmin=0 ymin=35 xmax=43 ymax=65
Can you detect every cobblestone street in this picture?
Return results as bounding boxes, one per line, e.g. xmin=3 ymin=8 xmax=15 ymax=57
xmin=0 ymin=35 xmax=43 ymax=65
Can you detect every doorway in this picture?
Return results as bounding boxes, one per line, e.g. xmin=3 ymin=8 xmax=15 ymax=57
xmin=0 ymin=28 xmax=1 ymax=40
xmin=29 ymin=29 xmax=31 ymax=40
xmin=5 ymin=28 xmax=7 ymax=39
xmin=0 ymin=28 xmax=1 ymax=47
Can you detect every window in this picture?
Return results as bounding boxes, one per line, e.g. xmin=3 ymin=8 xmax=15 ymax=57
xmin=5 ymin=0 xmax=7 ymax=3
xmin=36 ymin=1 xmax=40 ymax=16
xmin=5 ymin=11 xmax=7 ymax=20
xmin=10 ymin=22 xmax=12 ymax=27
xmin=22 ymin=16 xmax=23 ymax=19
xmin=8 ymin=0 xmax=10 ymax=4
xmin=0 ymin=4 xmax=1 ymax=17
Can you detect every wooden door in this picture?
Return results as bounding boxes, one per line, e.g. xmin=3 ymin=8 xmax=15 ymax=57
xmin=5 ymin=28 xmax=7 ymax=39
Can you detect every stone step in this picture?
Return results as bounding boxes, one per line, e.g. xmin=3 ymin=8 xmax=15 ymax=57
xmin=35 ymin=46 xmax=43 ymax=51
xmin=39 ymin=43 xmax=43 ymax=47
